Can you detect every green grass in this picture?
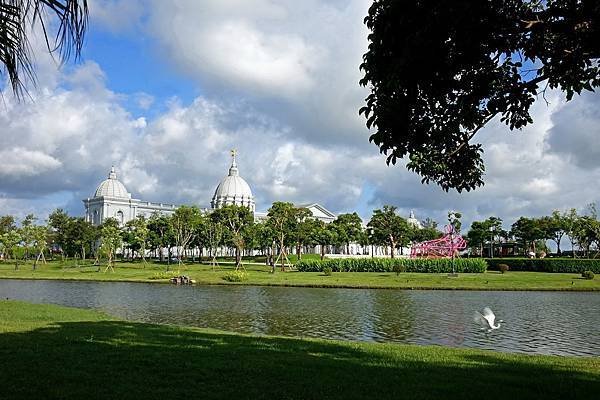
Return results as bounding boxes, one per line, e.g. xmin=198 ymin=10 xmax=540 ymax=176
xmin=0 ymin=300 xmax=598 ymax=400
xmin=0 ymin=259 xmax=599 ymax=290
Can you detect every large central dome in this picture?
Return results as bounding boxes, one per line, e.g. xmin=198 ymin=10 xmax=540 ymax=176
xmin=94 ymin=166 xmax=131 ymax=199
xmin=211 ymin=151 xmax=255 ymax=212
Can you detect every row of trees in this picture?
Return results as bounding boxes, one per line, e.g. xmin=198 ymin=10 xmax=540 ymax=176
xmin=466 ymin=206 xmax=600 ymax=258
xmin=0 ymin=215 xmax=49 ymax=270
xmin=0 ymin=203 xmax=442 ymax=272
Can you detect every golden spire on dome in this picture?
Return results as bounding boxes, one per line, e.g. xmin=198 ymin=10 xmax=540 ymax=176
xmin=228 ymin=149 xmax=239 ymax=176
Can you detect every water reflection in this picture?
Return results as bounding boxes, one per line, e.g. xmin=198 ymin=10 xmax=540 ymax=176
xmin=0 ymin=279 xmax=598 ymax=356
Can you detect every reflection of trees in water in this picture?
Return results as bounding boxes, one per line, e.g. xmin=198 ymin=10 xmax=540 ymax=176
xmin=370 ymin=290 xmax=415 ymax=342
xmin=202 ymin=287 xmax=417 ymax=342
xmin=256 ymin=288 xmax=380 ymax=341
xmin=195 ymin=286 xmax=272 ymax=334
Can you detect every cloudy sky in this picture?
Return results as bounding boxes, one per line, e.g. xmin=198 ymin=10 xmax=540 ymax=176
xmin=1 ymin=0 xmax=599 ymax=231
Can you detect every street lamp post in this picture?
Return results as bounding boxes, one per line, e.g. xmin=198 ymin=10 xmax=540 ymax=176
xmin=368 ymin=227 xmax=374 ymax=258
xmin=489 ymin=226 xmax=494 ymax=259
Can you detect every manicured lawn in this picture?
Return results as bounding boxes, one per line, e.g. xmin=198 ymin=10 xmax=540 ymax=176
xmin=0 ymin=300 xmax=598 ymax=400
xmin=0 ymin=259 xmax=599 ymax=290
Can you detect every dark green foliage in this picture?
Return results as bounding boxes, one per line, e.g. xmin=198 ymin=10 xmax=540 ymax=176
xmin=486 ymin=258 xmax=600 ymax=273
xmin=498 ymin=264 xmax=510 ymax=274
xmin=322 ymin=266 xmax=333 ymax=276
xmin=48 ymin=209 xmax=97 ymax=259
xmin=360 ymin=0 xmax=600 ymax=191
xmin=367 ymin=205 xmax=410 ymax=258
xmin=392 ymin=263 xmax=405 ymax=276
xmin=581 ymin=271 xmax=595 ymax=280
xmin=511 ymin=217 xmax=545 ymax=252
xmin=296 ymin=258 xmax=487 ymax=273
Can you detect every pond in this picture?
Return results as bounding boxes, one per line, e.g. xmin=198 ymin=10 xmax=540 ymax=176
xmin=1 ymin=279 xmax=598 ymax=356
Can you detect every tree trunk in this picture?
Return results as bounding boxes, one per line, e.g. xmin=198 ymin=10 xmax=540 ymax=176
xmin=235 ymin=246 xmax=241 ymax=270
xmin=167 ymin=247 xmax=171 ymax=270
xmin=320 ymin=244 xmax=325 ymax=260
xmin=390 ymin=236 xmax=395 ymax=259
xmin=280 ymin=234 xmax=286 ymax=271
xmin=33 ymin=252 xmax=38 ymax=270
xmin=296 ymin=243 xmax=301 ymax=260
xmin=270 ymin=241 xmax=276 ymax=270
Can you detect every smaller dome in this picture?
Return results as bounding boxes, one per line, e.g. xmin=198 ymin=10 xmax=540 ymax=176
xmin=94 ymin=167 xmax=131 ymax=199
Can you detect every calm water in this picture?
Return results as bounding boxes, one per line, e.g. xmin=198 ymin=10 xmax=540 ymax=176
xmin=1 ymin=279 xmax=598 ymax=356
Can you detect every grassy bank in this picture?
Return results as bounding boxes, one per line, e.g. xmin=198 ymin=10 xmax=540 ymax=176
xmin=0 ymin=300 xmax=598 ymax=400
xmin=0 ymin=259 xmax=599 ymax=290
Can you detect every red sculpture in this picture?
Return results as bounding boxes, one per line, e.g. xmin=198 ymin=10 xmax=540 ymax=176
xmin=410 ymin=225 xmax=467 ymax=258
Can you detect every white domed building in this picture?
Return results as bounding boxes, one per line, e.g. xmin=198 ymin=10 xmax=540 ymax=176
xmin=210 ymin=151 xmax=255 ymax=212
xmin=83 ymin=166 xmax=177 ymax=226
xmin=84 ymin=151 xmax=337 ymax=227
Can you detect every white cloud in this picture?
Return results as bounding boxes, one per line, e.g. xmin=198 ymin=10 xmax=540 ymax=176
xmin=0 ymin=148 xmax=62 ymax=178
xmin=147 ymin=1 xmax=322 ymax=98
xmin=1 ymin=0 xmax=600 ymax=235
xmin=144 ymin=0 xmax=371 ymax=144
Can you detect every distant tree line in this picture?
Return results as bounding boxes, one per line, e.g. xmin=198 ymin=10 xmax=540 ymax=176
xmin=4 ymin=203 xmax=599 ymax=272
xmin=466 ymin=206 xmax=600 ymax=258
xmin=0 ymin=203 xmax=441 ymax=272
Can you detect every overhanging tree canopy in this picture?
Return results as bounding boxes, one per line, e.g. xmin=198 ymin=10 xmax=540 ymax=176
xmin=360 ymin=0 xmax=600 ymax=192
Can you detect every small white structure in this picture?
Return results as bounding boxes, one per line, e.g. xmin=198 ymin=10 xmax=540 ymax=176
xmin=83 ymin=167 xmax=177 ymax=226
xmin=407 ymin=210 xmax=423 ymax=229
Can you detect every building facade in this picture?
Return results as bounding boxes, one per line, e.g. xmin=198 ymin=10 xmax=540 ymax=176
xmin=83 ymin=167 xmax=177 ymax=226
xmin=83 ymin=152 xmax=337 ymax=226
xmin=83 ymin=153 xmax=426 ymax=258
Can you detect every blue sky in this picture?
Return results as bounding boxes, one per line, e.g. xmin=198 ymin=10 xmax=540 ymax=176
xmin=80 ymin=25 xmax=197 ymax=116
xmin=0 ymin=0 xmax=599 ymax=234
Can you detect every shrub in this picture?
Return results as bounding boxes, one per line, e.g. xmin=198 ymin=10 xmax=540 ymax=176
xmin=323 ymin=266 xmax=333 ymax=276
xmin=581 ymin=270 xmax=595 ymax=280
xmin=222 ymin=270 xmax=248 ymax=282
xmin=149 ymin=270 xmax=180 ymax=280
xmin=296 ymin=258 xmax=487 ymax=273
xmin=498 ymin=264 xmax=509 ymax=274
xmin=485 ymin=258 xmax=600 ymax=273
xmin=392 ymin=263 xmax=405 ymax=276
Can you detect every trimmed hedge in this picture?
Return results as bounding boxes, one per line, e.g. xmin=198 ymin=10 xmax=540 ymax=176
xmin=296 ymin=258 xmax=487 ymax=273
xmin=485 ymin=258 xmax=600 ymax=273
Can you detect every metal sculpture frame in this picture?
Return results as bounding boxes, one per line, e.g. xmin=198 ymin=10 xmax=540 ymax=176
xmin=410 ymin=225 xmax=467 ymax=259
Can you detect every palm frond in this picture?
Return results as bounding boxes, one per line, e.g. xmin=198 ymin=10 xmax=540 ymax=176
xmin=0 ymin=0 xmax=88 ymax=99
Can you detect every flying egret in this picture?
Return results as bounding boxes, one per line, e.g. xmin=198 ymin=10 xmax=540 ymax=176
xmin=474 ymin=307 xmax=503 ymax=332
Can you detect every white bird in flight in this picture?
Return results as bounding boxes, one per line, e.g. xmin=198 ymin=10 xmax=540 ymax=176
xmin=474 ymin=307 xmax=503 ymax=332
